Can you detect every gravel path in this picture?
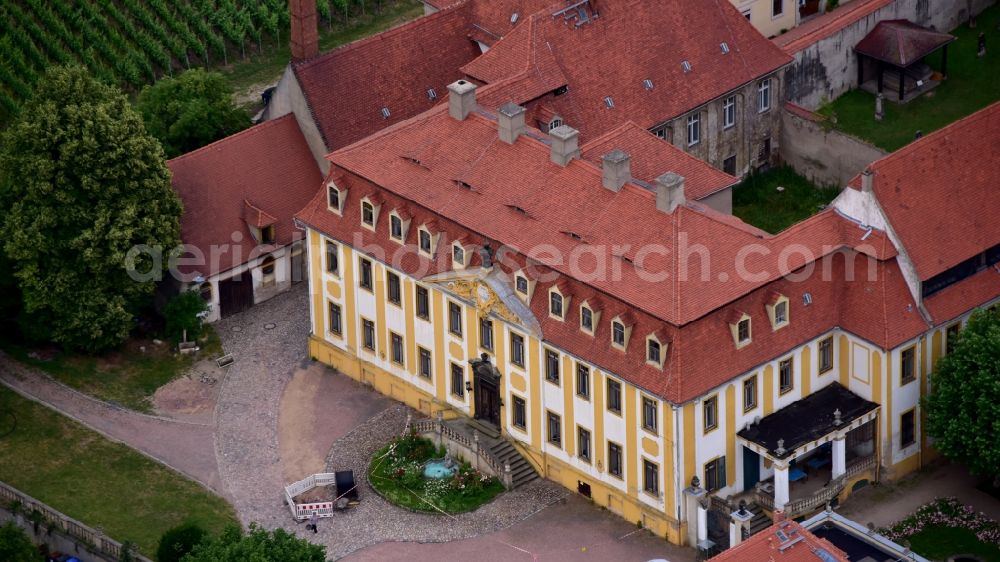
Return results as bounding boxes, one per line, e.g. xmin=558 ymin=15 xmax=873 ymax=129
xmin=0 ymin=353 xmax=222 ymax=493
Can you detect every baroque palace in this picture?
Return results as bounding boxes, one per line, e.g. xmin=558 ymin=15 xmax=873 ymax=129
xmin=292 ymin=73 xmax=1000 ymax=546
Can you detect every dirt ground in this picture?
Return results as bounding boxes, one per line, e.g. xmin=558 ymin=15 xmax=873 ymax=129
xmin=277 ymin=362 xmax=392 ymax=483
xmin=151 ymin=358 xmax=226 ymax=425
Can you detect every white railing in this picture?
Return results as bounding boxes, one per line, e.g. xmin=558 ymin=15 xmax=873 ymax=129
xmin=405 ymin=417 xmax=508 ymax=485
xmin=754 ymin=455 xmax=876 ymax=518
xmin=0 ymin=480 xmax=153 ymax=561
xmin=284 ymin=473 xmax=339 ymax=520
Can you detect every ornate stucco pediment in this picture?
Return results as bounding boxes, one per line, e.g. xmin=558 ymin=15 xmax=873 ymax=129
xmin=423 ymin=267 xmax=542 ymax=337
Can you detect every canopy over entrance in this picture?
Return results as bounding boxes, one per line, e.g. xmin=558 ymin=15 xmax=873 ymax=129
xmin=738 ymin=382 xmax=878 ymax=461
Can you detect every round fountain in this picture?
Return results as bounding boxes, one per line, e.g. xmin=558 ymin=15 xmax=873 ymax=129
xmin=423 ymin=455 xmax=457 ymax=479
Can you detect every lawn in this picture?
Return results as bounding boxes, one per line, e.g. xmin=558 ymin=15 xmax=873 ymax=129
xmin=819 ymin=4 xmax=1000 ymax=151
xmin=368 ymin=434 xmax=505 ymax=514
xmin=907 ymin=525 xmax=1000 ymax=562
xmin=0 ymin=387 xmax=237 ymax=557
xmin=732 ymin=166 xmax=841 ymax=234
xmin=0 ymin=328 xmax=221 ymax=414
xmin=880 ymin=497 xmax=1000 ymax=562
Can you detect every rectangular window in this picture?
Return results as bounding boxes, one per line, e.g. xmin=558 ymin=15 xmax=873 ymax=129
xmin=774 ymin=301 xmax=788 ymax=325
xmin=687 ymin=113 xmax=701 ymax=146
xmin=448 ymin=302 xmax=462 ymax=336
xmin=743 ymin=375 xmax=757 ymax=412
xmin=647 ymin=339 xmax=662 ymax=365
xmin=723 ymin=155 xmax=737 ymax=176
xmin=608 ymin=442 xmax=623 ymax=478
xmin=451 ymin=363 xmax=464 ymax=397
xmin=738 ymin=318 xmax=751 ymax=343
xmin=419 ymin=229 xmax=432 ymax=254
xmin=328 ymin=302 xmax=342 ymax=336
xmin=612 ymin=321 xmax=626 ymax=347
xmin=705 ymin=457 xmax=727 ymax=492
xmin=327 ymin=185 xmax=340 ymax=210
xmin=452 ymin=244 xmax=465 ymax=266
xmin=362 ymin=318 xmax=375 ymax=351
xmin=703 ymin=395 xmax=718 ymax=432
xmin=387 ymin=271 xmax=401 ymax=305
xmin=578 ymin=427 xmax=592 ymax=462
xmin=779 ymin=357 xmax=794 ymax=394
xmin=325 ymin=240 xmax=339 ymax=275
xmin=261 ymin=225 xmax=275 ymax=244
xmin=642 ymin=397 xmax=657 ymax=434
xmin=946 ymin=324 xmax=960 ymax=353
xmin=550 ymin=291 xmax=564 ymax=318
xmin=758 ymin=79 xmax=772 ymax=113
xmin=545 ymin=349 xmax=560 ymax=384
xmin=607 ymin=379 xmax=622 ymax=414
xmin=362 ymin=201 xmax=374 ymax=226
xmin=547 ymin=411 xmax=562 ymax=447
xmin=511 ymin=332 xmax=525 ymax=367
xmin=416 ymin=286 xmax=430 ymax=320
xmin=643 ymin=460 xmax=659 ymax=495
xmin=576 ymin=364 xmax=590 ymax=399
xmin=819 ymin=336 xmax=834 ymax=373
xmin=581 ymin=305 xmax=594 ymax=332
xmin=390 ymin=214 xmax=403 ymax=240
xmin=515 ymin=275 xmax=529 ymax=295
xmin=772 ymin=0 xmax=783 ymax=17
xmin=512 ymin=395 xmax=527 ymax=429
xmin=723 ymin=95 xmax=736 ymax=129
xmin=900 ymin=409 xmax=916 ymax=447
xmin=359 ymin=257 xmax=373 ymax=291
xmin=901 ymin=347 xmax=916 ymax=384
xmin=418 ymin=347 xmax=432 ymax=379
xmin=390 ymin=332 xmax=404 ymax=365
xmin=479 ymin=317 xmax=494 ymax=351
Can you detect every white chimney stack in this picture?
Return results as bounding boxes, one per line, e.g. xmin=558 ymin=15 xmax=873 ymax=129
xmin=601 ymin=149 xmax=631 ymax=192
xmin=447 ymin=80 xmax=477 ymax=121
xmin=550 ymin=125 xmax=580 ymax=167
xmin=655 ymin=172 xmax=686 ymax=213
xmin=498 ymin=102 xmax=527 ymax=144
xmin=861 ymin=168 xmax=874 ymax=193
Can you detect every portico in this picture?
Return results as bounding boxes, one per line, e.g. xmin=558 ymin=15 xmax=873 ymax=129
xmin=737 ymin=383 xmax=879 ymax=517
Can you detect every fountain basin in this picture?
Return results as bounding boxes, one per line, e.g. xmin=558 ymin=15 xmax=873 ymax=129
xmin=423 ymin=458 xmax=457 ymax=479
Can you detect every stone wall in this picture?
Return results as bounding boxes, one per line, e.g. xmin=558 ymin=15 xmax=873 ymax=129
xmin=785 ymin=0 xmax=996 ymax=109
xmin=779 ymin=105 xmax=887 ymax=188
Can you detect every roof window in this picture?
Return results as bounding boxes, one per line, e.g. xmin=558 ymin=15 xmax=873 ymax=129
xmin=643 ymin=79 xmax=654 ymax=90
xmin=604 ymin=96 xmax=615 ymax=109
xmin=427 ymin=88 xmax=437 ymax=101
xmin=681 ymin=60 xmax=692 ymax=73
xmin=381 ymin=107 xmax=391 ymax=119
xmin=511 ymin=12 xmax=519 ymax=24
xmin=720 ymin=42 xmax=730 ymax=54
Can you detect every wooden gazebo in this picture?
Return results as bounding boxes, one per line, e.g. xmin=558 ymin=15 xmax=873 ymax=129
xmin=855 ymin=20 xmax=955 ymax=103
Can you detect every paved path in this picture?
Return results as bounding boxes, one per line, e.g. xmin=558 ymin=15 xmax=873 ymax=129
xmin=0 ymin=353 xmax=223 ymax=494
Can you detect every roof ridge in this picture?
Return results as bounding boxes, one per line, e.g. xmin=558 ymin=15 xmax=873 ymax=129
xmin=167 ymin=114 xmax=296 ymax=163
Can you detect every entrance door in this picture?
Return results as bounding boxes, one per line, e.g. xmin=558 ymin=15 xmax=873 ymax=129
xmin=291 ymin=243 xmax=306 ymax=284
xmin=218 ymin=271 xmax=254 ymax=318
xmin=799 ymin=0 xmax=820 ymax=18
xmin=475 ymin=379 xmax=501 ymax=428
xmin=743 ymin=446 xmax=761 ymax=491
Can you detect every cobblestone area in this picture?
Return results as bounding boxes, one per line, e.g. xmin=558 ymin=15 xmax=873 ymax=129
xmin=316 ymin=405 xmax=567 ymax=559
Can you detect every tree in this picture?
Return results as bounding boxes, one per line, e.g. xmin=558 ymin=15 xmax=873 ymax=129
xmin=0 ymin=66 xmax=182 ymax=353
xmin=0 ymin=522 xmax=36 ymax=562
xmin=136 ymin=69 xmax=251 ymax=158
xmin=164 ymin=290 xmax=208 ymax=345
xmin=157 ymin=522 xmax=208 ymax=562
xmin=181 ymin=524 xmax=325 ymax=562
xmin=926 ymin=307 xmax=1000 ymax=482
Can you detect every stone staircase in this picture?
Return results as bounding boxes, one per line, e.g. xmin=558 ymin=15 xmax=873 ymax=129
xmin=444 ymin=419 xmax=539 ymax=489
xmin=747 ymin=505 xmax=771 ymax=535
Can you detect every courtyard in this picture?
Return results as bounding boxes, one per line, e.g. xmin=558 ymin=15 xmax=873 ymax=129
xmin=820 ymin=4 xmax=1000 ymax=151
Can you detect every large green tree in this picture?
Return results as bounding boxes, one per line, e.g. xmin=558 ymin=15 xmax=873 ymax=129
xmin=926 ymin=307 xmax=1000 ymax=481
xmin=0 ymin=66 xmax=182 ymax=352
xmin=0 ymin=523 xmax=36 ymax=562
xmin=136 ymin=69 xmax=251 ymax=158
xmin=181 ymin=524 xmax=325 ymax=562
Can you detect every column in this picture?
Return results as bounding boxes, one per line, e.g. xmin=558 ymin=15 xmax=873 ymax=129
xmin=697 ymin=501 xmax=708 ymax=544
xmin=773 ymin=461 xmax=790 ymax=511
xmin=832 ymin=434 xmax=847 ymax=479
xmin=731 ymin=503 xmax=754 ymax=546
xmin=729 ymin=521 xmax=738 ymax=548
xmin=684 ymin=480 xmax=707 ymax=547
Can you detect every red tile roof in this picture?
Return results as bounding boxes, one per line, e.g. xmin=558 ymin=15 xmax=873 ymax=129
xmin=924 ymin=267 xmax=1000 ymax=325
xmin=169 ymin=115 xmax=322 ymax=277
xmin=854 ymin=20 xmax=954 ymax=66
xmin=292 ymin=4 xmax=480 ymax=151
xmin=774 ymin=0 xmax=894 ymax=54
xmin=296 ymin=103 xmax=927 ymax=402
xmin=580 ymin=121 xmax=738 ymax=200
xmin=710 ymin=520 xmax=849 ymax=562
xmin=244 ymin=200 xmax=278 ymax=228
xmin=851 ymin=101 xmax=1000 ymax=281
xmin=462 ymin=0 xmax=792 ymax=140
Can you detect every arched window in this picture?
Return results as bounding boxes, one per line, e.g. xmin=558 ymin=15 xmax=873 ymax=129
xmin=199 ymin=282 xmax=212 ymax=302
xmin=261 ymin=255 xmax=276 ymax=286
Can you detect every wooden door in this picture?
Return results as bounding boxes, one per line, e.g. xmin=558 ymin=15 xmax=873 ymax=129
xmin=218 ymin=272 xmax=254 ymax=318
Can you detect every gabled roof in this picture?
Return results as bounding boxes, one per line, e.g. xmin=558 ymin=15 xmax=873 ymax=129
xmin=168 ymin=115 xmax=322 ymax=276
xmin=854 ymin=20 xmax=955 ymax=67
xmin=292 ymin=4 xmax=480 ymax=151
xmin=774 ymin=0 xmax=895 ymax=54
xmin=849 ymin=101 xmax=1000 ymax=281
xmin=710 ymin=519 xmax=849 ymax=562
xmin=462 ymin=0 xmax=792 ymax=140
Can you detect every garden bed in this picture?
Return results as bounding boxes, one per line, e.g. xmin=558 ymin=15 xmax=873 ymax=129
xmin=880 ymin=497 xmax=1000 ymax=562
xmin=368 ymin=433 xmax=504 ymax=514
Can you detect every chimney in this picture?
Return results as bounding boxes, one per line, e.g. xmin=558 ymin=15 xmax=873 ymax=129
xmin=549 ymin=125 xmax=580 ymax=167
xmin=498 ymin=102 xmax=526 ymax=144
xmin=447 ymin=80 xmax=477 ymax=121
xmin=601 ymin=149 xmax=631 ymax=191
xmin=655 ymin=172 xmax=686 ymax=213
xmin=289 ymin=0 xmax=319 ymax=61
xmin=861 ymin=168 xmax=874 ymax=193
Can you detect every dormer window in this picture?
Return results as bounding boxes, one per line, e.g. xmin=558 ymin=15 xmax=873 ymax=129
xmin=452 ymin=242 xmax=466 ymax=269
xmin=549 ymin=287 xmax=564 ymax=320
xmin=513 ymin=271 xmax=534 ymax=303
xmin=580 ymin=303 xmax=594 ymax=334
xmin=327 ymin=183 xmax=346 ymax=214
xmin=390 ymin=214 xmax=403 ymax=241
xmin=361 ymin=199 xmax=378 ymax=230
xmin=549 ymin=117 xmax=563 ymax=130
xmin=612 ymin=319 xmax=627 ymax=349
xmin=417 ymin=225 xmax=437 ymax=257
xmin=729 ymin=312 xmax=752 ymax=348
xmin=260 ymin=225 xmax=275 ymax=244
xmin=646 ymin=335 xmax=666 ymax=368
xmin=766 ymin=293 xmax=790 ymax=330
xmin=516 ymin=275 xmax=529 ymax=295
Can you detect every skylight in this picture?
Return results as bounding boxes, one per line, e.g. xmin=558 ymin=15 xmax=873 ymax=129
xmin=427 ymin=88 xmax=437 ymax=101
xmin=511 ymin=12 xmax=519 ymax=24
xmin=643 ymin=79 xmax=654 ymax=91
xmin=720 ymin=42 xmax=730 ymax=54
xmin=604 ymin=96 xmax=614 ymax=109
xmin=681 ymin=60 xmax=692 ymax=73
xmin=381 ymin=107 xmax=391 ymax=119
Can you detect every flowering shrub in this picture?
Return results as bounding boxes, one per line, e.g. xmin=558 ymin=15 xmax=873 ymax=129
xmin=880 ymin=497 xmax=1000 ymax=545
